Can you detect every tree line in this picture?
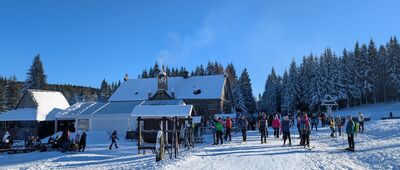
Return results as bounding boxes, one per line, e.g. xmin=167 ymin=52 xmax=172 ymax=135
xmin=0 ymin=55 xmax=122 ymax=112
xmin=259 ymin=36 xmax=400 ymax=114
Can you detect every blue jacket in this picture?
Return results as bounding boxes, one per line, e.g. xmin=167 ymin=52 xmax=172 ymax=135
xmin=282 ymin=120 xmax=291 ymax=133
xmin=346 ymin=120 xmax=355 ymax=135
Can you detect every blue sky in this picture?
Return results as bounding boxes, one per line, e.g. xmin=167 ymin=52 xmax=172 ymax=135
xmin=1 ymin=0 xmax=400 ymax=96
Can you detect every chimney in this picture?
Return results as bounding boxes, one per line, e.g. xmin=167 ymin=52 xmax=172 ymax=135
xmin=124 ymin=74 xmax=129 ymax=81
xmin=171 ymin=88 xmax=175 ymax=99
xmin=182 ymin=71 xmax=189 ymax=78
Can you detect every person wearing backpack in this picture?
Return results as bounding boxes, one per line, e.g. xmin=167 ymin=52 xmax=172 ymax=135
xmin=346 ymin=116 xmax=355 ymax=151
xmin=358 ymin=112 xmax=365 ymax=133
xmin=215 ymin=117 xmax=224 ymax=145
xmin=259 ymin=113 xmax=268 ymax=144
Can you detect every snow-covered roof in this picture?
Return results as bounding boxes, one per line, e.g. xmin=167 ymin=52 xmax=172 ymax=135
xmin=56 ymin=101 xmax=143 ymax=119
xmin=141 ymin=100 xmax=185 ymax=106
xmin=56 ymin=102 xmax=106 ymax=119
xmin=0 ymin=90 xmax=70 ymax=121
xmin=131 ymin=105 xmax=193 ymax=118
xmin=108 ymin=75 xmax=226 ymax=101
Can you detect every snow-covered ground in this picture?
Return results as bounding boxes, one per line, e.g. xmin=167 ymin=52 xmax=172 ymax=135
xmin=2 ymin=103 xmax=400 ymax=170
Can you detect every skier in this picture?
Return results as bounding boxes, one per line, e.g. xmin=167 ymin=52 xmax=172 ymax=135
xmin=311 ymin=113 xmax=318 ymax=131
xmin=300 ymin=113 xmax=311 ymax=148
xmin=335 ymin=115 xmax=343 ymax=136
xmin=259 ymin=113 xmax=268 ymax=144
xmin=272 ymin=115 xmax=281 ymax=138
xmin=329 ymin=117 xmax=335 ymax=138
xmin=225 ymin=116 xmax=232 ymax=141
xmin=345 ymin=116 xmax=355 ymax=151
xmin=79 ymin=131 xmax=87 ymax=152
xmin=282 ymin=115 xmax=292 ymax=146
xmin=109 ymin=130 xmax=119 ymax=150
xmin=215 ymin=117 xmax=224 ymax=145
xmin=358 ymin=112 xmax=365 ymax=133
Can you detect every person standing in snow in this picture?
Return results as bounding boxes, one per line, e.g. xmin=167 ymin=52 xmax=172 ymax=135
xmin=311 ymin=113 xmax=318 ymax=131
xmin=259 ymin=113 xmax=268 ymax=144
xmin=297 ymin=115 xmax=302 ymax=140
xmin=300 ymin=113 xmax=311 ymax=148
xmin=282 ymin=115 xmax=292 ymax=146
xmin=320 ymin=113 xmax=326 ymax=127
xmin=272 ymin=115 xmax=281 ymax=138
xmin=346 ymin=116 xmax=355 ymax=151
xmin=329 ymin=117 xmax=336 ymax=138
xmin=358 ymin=112 xmax=365 ymax=133
xmin=75 ymin=131 xmax=80 ymax=144
xmin=238 ymin=113 xmax=248 ymax=142
xmin=109 ymin=130 xmax=119 ymax=150
xmin=215 ymin=118 xmax=224 ymax=145
xmin=2 ymin=131 xmax=12 ymax=149
xmin=335 ymin=115 xmax=343 ymax=136
xmin=225 ymin=116 xmax=232 ymax=141
xmin=79 ymin=131 xmax=87 ymax=152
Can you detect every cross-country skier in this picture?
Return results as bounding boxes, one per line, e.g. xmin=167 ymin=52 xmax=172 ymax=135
xmin=282 ymin=115 xmax=292 ymax=146
xmin=259 ymin=113 xmax=268 ymax=144
xmin=346 ymin=116 xmax=355 ymax=151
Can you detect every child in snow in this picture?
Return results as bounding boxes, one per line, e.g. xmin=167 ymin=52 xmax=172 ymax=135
xmin=282 ymin=116 xmax=292 ymax=146
xmin=109 ymin=130 xmax=119 ymax=150
xmin=358 ymin=112 xmax=365 ymax=133
xmin=346 ymin=116 xmax=355 ymax=151
xmin=300 ymin=113 xmax=311 ymax=148
xmin=272 ymin=115 xmax=281 ymax=138
xmin=259 ymin=113 xmax=268 ymax=144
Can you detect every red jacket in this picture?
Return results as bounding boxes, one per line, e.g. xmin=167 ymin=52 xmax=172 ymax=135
xmin=226 ymin=118 xmax=232 ymax=129
xmin=272 ymin=118 xmax=281 ymax=128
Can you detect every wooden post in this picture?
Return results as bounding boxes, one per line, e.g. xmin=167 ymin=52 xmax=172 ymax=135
xmin=137 ymin=116 xmax=142 ymax=154
xmin=54 ymin=119 xmax=58 ymax=134
xmin=174 ymin=117 xmax=178 ymax=158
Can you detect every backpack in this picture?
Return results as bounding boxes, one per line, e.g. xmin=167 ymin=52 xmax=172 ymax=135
xmin=354 ymin=122 xmax=359 ymax=134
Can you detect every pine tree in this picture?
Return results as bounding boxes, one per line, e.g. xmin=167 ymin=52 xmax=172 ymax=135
xmin=5 ymin=75 xmax=21 ymax=110
xmin=387 ymin=36 xmax=400 ymax=101
xmin=225 ymin=63 xmax=237 ymax=86
xmin=239 ymin=69 xmax=257 ymax=114
xmin=377 ymin=45 xmax=389 ymax=102
xmin=367 ymin=39 xmax=379 ymax=104
xmin=98 ymin=79 xmax=111 ymax=102
xmin=26 ymin=54 xmax=47 ymax=90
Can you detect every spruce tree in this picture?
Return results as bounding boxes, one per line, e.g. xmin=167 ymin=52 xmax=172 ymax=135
xmin=26 ymin=54 xmax=47 ymax=90
xmin=0 ymin=77 xmax=7 ymax=112
xmin=239 ymin=69 xmax=257 ymax=114
xmin=5 ymin=75 xmax=21 ymax=110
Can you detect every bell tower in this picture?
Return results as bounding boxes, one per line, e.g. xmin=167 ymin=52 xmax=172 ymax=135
xmin=157 ymin=66 xmax=168 ymax=90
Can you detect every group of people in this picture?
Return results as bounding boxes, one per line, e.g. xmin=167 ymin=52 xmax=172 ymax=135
xmin=210 ymin=110 xmax=366 ymax=152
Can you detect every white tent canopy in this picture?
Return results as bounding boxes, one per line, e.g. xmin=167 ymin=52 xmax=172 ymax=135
xmin=132 ymin=105 xmax=193 ymax=118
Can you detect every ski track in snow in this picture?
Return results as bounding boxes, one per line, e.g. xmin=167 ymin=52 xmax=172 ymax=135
xmin=1 ymin=119 xmax=399 ymax=170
